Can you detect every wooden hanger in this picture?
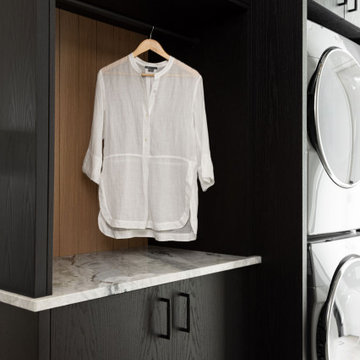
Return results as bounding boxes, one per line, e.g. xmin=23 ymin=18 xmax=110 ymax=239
xmin=132 ymin=26 xmax=170 ymax=77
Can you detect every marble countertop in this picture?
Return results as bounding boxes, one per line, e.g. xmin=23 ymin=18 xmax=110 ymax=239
xmin=0 ymin=246 xmax=261 ymax=312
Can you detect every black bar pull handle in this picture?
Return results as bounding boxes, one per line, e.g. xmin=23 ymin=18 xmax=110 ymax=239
xmin=348 ymin=0 xmax=358 ymax=11
xmin=159 ymin=298 xmax=171 ymax=340
xmin=338 ymin=0 xmax=348 ymax=5
xmin=179 ymin=293 xmax=191 ymax=333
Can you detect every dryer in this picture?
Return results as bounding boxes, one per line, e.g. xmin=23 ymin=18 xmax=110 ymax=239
xmin=307 ymin=20 xmax=360 ymax=236
xmin=307 ymin=20 xmax=360 ymax=360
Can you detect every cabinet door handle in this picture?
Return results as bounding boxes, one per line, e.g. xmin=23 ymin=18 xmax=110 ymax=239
xmin=338 ymin=0 xmax=347 ymax=5
xmin=159 ymin=298 xmax=171 ymax=340
xmin=348 ymin=0 xmax=358 ymax=11
xmin=179 ymin=292 xmax=191 ymax=333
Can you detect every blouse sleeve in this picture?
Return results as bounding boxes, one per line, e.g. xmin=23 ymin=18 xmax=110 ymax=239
xmin=193 ymin=75 xmax=215 ymax=192
xmin=82 ymin=69 xmax=105 ymax=184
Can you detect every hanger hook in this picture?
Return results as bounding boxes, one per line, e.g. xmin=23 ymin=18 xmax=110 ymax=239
xmin=149 ymin=25 xmax=155 ymax=39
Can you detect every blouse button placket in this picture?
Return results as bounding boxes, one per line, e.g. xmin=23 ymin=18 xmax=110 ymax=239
xmin=144 ymin=77 xmax=159 ymax=152
xmin=142 ymin=75 xmax=159 ymax=226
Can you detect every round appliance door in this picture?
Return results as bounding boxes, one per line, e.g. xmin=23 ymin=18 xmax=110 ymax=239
xmin=308 ymin=47 xmax=360 ymax=188
xmin=317 ymin=255 xmax=360 ymax=360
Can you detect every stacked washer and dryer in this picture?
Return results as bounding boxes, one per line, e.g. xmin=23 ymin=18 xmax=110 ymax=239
xmin=307 ymin=21 xmax=360 ymax=360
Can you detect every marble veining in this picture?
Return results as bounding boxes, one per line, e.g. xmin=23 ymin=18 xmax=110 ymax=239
xmin=0 ymin=246 xmax=261 ymax=312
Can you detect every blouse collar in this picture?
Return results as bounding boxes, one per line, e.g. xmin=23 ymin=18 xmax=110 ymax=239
xmin=129 ymin=52 xmax=174 ymax=78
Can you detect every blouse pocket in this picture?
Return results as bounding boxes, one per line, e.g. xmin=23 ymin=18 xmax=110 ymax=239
xmin=99 ymin=156 xmax=146 ymax=226
xmin=148 ymin=157 xmax=196 ymax=230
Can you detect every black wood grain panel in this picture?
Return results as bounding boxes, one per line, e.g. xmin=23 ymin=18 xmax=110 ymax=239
xmin=51 ymin=285 xmax=173 ymax=360
xmin=171 ymin=275 xmax=227 ymax=360
xmin=171 ymin=270 xmax=257 ymax=360
xmin=0 ymin=0 xmax=52 ymax=297
xmin=47 ymin=0 xmax=56 ymax=295
xmin=250 ymin=0 xmax=304 ymax=358
xmin=0 ymin=0 xmax=37 ymax=296
xmin=0 ymin=302 xmax=50 ymax=360
xmin=51 ymin=269 xmax=256 ymax=360
xmin=39 ymin=310 xmax=51 ymax=360
xmin=35 ymin=0 xmax=53 ymax=297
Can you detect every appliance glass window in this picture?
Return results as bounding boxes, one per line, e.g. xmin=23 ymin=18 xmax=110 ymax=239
xmin=309 ymin=47 xmax=360 ymax=188
xmin=317 ymin=255 xmax=360 ymax=360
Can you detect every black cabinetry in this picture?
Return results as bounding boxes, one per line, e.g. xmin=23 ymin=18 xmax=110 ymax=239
xmin=0 ymin=269 xmax=256 ymax=360
xmin=0 ymin=0 xmax=305 ymax=359
xmin=0 ymin=0 xmax=53 ymax=298
xmin=51 ymin=270 xmax=254 ymax=360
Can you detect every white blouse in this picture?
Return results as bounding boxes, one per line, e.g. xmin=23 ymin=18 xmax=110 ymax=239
xmin=82 ymin=52 xmax=214 ymax=241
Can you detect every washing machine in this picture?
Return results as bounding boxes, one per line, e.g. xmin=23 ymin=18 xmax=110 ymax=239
xmin=307 ymin=20 xmax=360 ymax=360
xmin=308 ymin=235 xmax=360 ymax=360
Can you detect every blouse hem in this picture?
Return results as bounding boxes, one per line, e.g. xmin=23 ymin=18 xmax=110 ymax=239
xmin=98 ymin=159 xmax=196 ymax=232
xmin=98 ymin=212 xmax=197 ymax=241
xmin=98 ymin=207 xmax=191 ymax=231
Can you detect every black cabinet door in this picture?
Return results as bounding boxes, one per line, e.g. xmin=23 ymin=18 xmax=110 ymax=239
xmin=50 ymin=269 xmax=256 ymax=360
xmin=313 ymin=0 xmax=345 ymax=16
xmin=0 ymin=0 xmax=54 ymax=297
xmin=171 ymin=270 xmax=255 ymax=360
xmin=171 ymin=274 xmax=228 ymax=360
xmin=51 ymin=284 xmax=173 ymax=360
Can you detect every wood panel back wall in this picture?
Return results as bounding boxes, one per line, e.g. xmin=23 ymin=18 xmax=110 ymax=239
xmin=54 ymin=9 xmax=147 ymax=257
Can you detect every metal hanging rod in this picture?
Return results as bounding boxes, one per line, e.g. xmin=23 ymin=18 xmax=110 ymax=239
xmin=56 ymin=0 xmax=200 ymax=44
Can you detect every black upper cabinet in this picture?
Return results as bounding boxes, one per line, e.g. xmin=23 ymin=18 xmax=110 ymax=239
xmin=0 ymin=0 xmax=54 ymax=298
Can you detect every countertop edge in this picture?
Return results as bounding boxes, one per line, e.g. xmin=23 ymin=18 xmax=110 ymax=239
xmin=0 ymin=255 xmax=261 ymax=312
